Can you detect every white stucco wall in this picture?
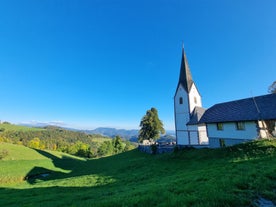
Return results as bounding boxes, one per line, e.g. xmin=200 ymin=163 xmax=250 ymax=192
xmin=207 ymin=121 xmax=258 ymax=140
xmin=176 ymin=131 xmax=189 ymax=145
xmin=175 ymin=85 xmax=190 ymax=145
xmin=174 ymin=85 xmax=190 ymax=131
xmin=188 ymin=84 xmax=202 ymax=112
xmin=174 ymin=83 xmax=206 ymax=145
xmin=198 ymin=124 xmax=208 ymax=144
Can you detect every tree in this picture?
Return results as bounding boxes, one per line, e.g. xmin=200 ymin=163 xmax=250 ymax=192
xmin=112 ymin=136 xmax=125 ymax=154
xmin=97 ymin=140 xmax=114 ymax=157
xmin=27 ymin=137 xmax=41 ymax=149
xmin=268 ymin=81 xmax=276 ymax=94
xmin=138 ymin=107 xmax=165 ymax=143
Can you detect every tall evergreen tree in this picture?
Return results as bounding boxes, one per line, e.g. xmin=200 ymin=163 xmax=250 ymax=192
xmin=138 ymin=107 xmax=165 ymax=143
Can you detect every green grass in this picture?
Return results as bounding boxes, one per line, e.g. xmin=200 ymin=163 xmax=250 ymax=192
xmin=0 ymin=123 xmax=43 ymax=132
xmin=1 ymin=140 xmax=276 ymax=206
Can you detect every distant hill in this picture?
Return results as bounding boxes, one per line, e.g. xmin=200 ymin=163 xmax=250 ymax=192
xmin=0 ymin=122 xmax=43 ymax=132
xmin=0 ymin=123 xmax=134 ymax=158
xmin=17 ymin=122 xmax=175 ymax=142
xmin=83 ymin=127 xmax=139 ymax=141
xmin=83 ymin=127 xmax=176 ymax=142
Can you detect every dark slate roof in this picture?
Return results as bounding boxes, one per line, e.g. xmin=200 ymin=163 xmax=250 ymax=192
xmin=199 ymin=93 xmax=276 ymax=124
xmin=176 ymin=46 xmax=194 ymax=93
xmin=187 ymin=106 xmax=206 ymax=125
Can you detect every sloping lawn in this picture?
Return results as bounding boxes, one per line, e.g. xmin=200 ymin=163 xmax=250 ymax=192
xmin=1 ymin=140 xmax=276 ymax=206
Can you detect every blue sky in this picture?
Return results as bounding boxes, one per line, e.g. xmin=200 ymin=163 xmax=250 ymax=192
xmin=0 ymin=0 xmax=275 ymax=130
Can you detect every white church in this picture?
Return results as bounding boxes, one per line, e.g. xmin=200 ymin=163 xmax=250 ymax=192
xmin=174 ymin=46 xmax=208 ymax=146
xmin=174 ymin=46 xmax=276 ymax=148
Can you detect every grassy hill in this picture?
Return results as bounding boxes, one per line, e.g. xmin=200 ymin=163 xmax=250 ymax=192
xmin=0 ymin=123 xmax=43 ymax=132
xmin=1 ymin=140 xmax=276 ymax=206
xmin=0 ymin=123 xmax=131 ymax=158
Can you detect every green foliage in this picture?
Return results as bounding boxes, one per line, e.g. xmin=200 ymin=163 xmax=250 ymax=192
xmin=138 ymin=107 xmax=165 ymax=143
xmin=1 ymin=140 xmax=276 ymax=206
xmin=112 ymin=136 xmax=124 ymax=153
xmin=97 ymin=140 xmax=114 ymax=157
xmin=0 ymin=123 xmax=136 ymax=158
xmin=97 ymin=136 xmax=133 ymax=157
xmin=27 ymin=137 xmax=42 ymax=149
xmin=150 ymin=144 xmax=157 ymax=154
xmin=0 ymin=149 xmax=9 ymax=160
xmin=0 ymin=123 xmax=43 ymax=132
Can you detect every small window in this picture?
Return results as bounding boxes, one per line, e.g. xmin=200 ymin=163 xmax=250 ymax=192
xmin=219 ymin=139 xmax=226 ymax=147
xmin=216 ymin=123 xmax=223 ymax=131
xmin=236 ymin=122 xmax=245 ymax=130
xmin=179 ymin=97 xmax=183 ymax=104
xmin=194 ymin=97 xmax=197 ymax=104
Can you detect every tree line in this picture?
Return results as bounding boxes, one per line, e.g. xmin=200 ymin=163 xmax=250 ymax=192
xmin=0 ymin=124 xmax=135 ymax=158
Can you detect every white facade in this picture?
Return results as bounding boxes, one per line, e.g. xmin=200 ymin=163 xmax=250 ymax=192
xmin=174 ymin=85 xmax=190 ymax=145
xmin=207 ymin=122 xmax=258 ymax=140
xmin=188 ymin=84 xmax=202 ymax=112
xmin=174 ymin=83 xmax=207 ymax=145
xmin=207 ymin=121 xmax=258 ymax=148
xmin=174 ymin=46 xmax=208 ymax=146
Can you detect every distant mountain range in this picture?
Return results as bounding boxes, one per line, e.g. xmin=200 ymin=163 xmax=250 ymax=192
xmin=83 ymin=127 xmax=139 ymax=139
xmin=19 ymin=123 xmax=175 ymax=143
xmin=82 ymin=127 xmax=175 ymax=143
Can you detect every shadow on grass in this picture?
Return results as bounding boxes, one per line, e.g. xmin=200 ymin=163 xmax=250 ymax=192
xmin=0 ymin=149 xmax=164 ymax=206
xmin=24 ymin=140 xmax=276 ymax=185
xmin=24 ymin=148 xmax=142 ymax=185
xmin=2 ymin=140 xmax=276 ymax=206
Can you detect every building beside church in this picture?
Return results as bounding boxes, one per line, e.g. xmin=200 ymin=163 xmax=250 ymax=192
xmin=199 ymin=93 xmax=276 ymax=148
xmin=174 ymin=46 xmax=276 ymax=148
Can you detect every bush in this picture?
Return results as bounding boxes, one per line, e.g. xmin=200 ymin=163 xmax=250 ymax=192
xmin=151 ymin=144 xmax=157 ymax=154
xmin=0 ymin=149 xmax=9 ymax=160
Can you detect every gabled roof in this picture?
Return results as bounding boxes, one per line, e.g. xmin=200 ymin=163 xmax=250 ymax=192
xmin=199 ymin=93 xmax=276 ymax=124
xmin=176 ymin=46 xmax=194 ymax=93
xmin=187 ymin=106 xmax=206 ymax=125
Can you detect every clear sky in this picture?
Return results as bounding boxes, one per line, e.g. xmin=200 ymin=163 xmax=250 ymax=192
xmin=0 ymin=0 xmax=275 ymax=130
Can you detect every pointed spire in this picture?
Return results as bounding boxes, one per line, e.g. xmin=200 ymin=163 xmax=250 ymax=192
xmin=178 ymin=45 xmax=194 ymax=93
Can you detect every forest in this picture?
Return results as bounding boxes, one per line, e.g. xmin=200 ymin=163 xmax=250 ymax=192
xmin=0 ymin=123 xmax=136 ymax=158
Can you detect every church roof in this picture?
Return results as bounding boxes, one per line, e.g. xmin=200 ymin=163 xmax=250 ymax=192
xmin=187 ymin=106 xmax=206 ymax=125
xmin=199 ymin=93 xmax=276 ymax=124
xmin=176 ymin=46 xmax=194 ymax=93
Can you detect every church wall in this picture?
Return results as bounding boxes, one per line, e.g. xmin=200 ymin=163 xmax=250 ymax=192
xmin=189 ymin=131 xmax=199 ymax=145
xmin=198 ymin=124 xmax=208 ymax=144
xmin=207 ymin=121 xmax=258 ymax=148
xmin=175 ymin=114 xmax=188 ymax=130
xmin=188 ymin=84 xmax=202 ymax=112
xmin=209 ymin=138 xmax=253 ymax=148
xmin=207 ymin=121 xmax=257 ymax=139
xmin=174 ymin=86 xmax=189 ymax=114
xmin=176 ymin=131 xmax=189 ymax=145
xmin=174 ymin=85 xmax=190 ymax=131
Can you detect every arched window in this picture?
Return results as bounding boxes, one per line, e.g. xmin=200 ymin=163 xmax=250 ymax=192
xmin=179 ymin=97 xmax=183 ymax=104
xmin=194 ymin=97 xmax=197 ymax=104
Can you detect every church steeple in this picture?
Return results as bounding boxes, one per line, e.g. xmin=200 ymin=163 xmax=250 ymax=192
xmin=177 ymin=45 xmax=194 ymax=93
xmin=174 ymin=44 xmax=207 ymax=146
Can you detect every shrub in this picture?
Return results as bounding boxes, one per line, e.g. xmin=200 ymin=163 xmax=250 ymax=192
xmin=151 ymin=144 xmax=157 ymax=154
xmin=0 ymin=149 xmax=9 ymax=160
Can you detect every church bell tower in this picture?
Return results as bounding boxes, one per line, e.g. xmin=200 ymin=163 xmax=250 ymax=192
xmin=174 ymin=45 xmax=206 ymax=145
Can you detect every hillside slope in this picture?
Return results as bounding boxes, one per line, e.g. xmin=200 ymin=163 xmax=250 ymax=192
xmin=0 ymin=123 xmax=136 ymax=158
xmin=1 ymin=140 xmax=276 ymax=206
